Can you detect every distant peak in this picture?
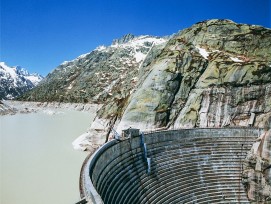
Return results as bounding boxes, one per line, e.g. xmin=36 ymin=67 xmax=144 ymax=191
xmin=15 ymin=66 xmax=30 ymax=76
xmin=0 ymin=61 xmax=8 ymax=68
xmin=112 ymin=34 xmax=135 ymax=45
xmin=195 ymin=19 xmax=236 ymax=25
xmin=95 ymin=45 xmax=107 ymax=51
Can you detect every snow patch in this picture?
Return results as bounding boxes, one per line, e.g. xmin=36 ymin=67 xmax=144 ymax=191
xmin=6 ymin=94 xmax=14 ymax=99
xmin=134 ymin=52 xmax=146 ymax=62
xmin=110 ymin=35 xmax=166 ymax=50
xmin=77 ymin=53 xmax=89 ymax=59
xmin=25 ymin=75 xmax=42 ymax=86
xmin=230 ymin=57 xmax=244 ymax=62
xmin=195 ymin=46 xmax=210 ymax=59
xmin=67 ymin=83 xmax=73 ymax=90
xmin=95 ymin=45 xmax=107 ymax=51
xmin=58 ymin=36 xmax=166 ymax=70
xmin=61 ymin=61 xmax=70 ymax=66
xmin=131 ymin=77 xmax=138 ymax=81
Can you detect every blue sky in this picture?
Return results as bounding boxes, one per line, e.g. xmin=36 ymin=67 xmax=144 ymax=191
xmin=1 ymin=0 xmax=270 ymax=76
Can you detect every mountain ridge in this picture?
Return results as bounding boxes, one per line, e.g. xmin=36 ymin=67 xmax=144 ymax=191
xmin=58 ymin=19 xmax=270 ymax=152
xmin=19 ymin=34 xmax=167 ymax=102
xmin=0 ymin=62 xmax=44 ymax=99
xmin=17 ymin=19 xmax=271 ymax=155
xmin=18 ymin=19 xmax=271 ymax=133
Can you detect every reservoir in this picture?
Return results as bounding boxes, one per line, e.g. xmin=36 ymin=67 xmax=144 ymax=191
xmin=0 ymin=109 xmax=94 ymax=204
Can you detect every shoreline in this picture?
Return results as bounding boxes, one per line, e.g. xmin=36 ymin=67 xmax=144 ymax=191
xmin=1 ymin=102 xmax=92 ymax=204
xmin=0 ymin=100 xmax=103 ymax=152
xmin=0 ymin=100 xmax=102 ymax=115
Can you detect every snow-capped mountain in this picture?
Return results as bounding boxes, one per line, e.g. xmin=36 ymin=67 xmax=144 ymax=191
xmin=0 ymin=62 xmax=44 ymax=99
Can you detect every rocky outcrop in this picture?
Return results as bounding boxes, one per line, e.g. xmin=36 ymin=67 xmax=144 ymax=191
xmin=113 ymin=19 xmax=271 ymax=133
xmin=0 ymin=100 xmax=17 ymax=115
xmin=69 ymin=19 xmax=271 ymax=151
xmin=19 ymin=35 xmax=167 ymax=104
xmin=242 ymin=118 xmax=271 ymax=203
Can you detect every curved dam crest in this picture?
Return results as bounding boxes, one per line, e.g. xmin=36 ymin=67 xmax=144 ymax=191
xmin=80 ymin=127 xmax=263 ymax=204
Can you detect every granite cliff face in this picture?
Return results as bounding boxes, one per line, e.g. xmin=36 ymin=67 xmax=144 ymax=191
xmin=70 ymin=20 xmax=271 ymax=161
xmin=115 ymin=19 xmax=271 ymax=133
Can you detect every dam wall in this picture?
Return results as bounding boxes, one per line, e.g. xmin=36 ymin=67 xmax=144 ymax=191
xmin=80 ymin=128 xmax=262 ymax=204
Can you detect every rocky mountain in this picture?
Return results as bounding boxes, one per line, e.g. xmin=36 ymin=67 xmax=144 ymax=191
xmin=20 ymin=19 xmax=271 ymax=149
xmin=113 ymin=19 xmax=271 ymax=133
xmin=19 ymin=34 xmax=167 ymax=103
xmin=0 ymin=62 xmax=44 ymax=99
xmin=72 ymin=19 xmax=271 ymax=152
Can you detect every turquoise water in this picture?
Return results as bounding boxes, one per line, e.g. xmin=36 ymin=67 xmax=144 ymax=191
xmin=0 ymin=110 xmax=93 ymax=204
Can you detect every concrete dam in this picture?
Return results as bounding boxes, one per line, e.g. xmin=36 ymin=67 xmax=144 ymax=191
xmin=79 ymin=128 xmax=262 ymax=204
